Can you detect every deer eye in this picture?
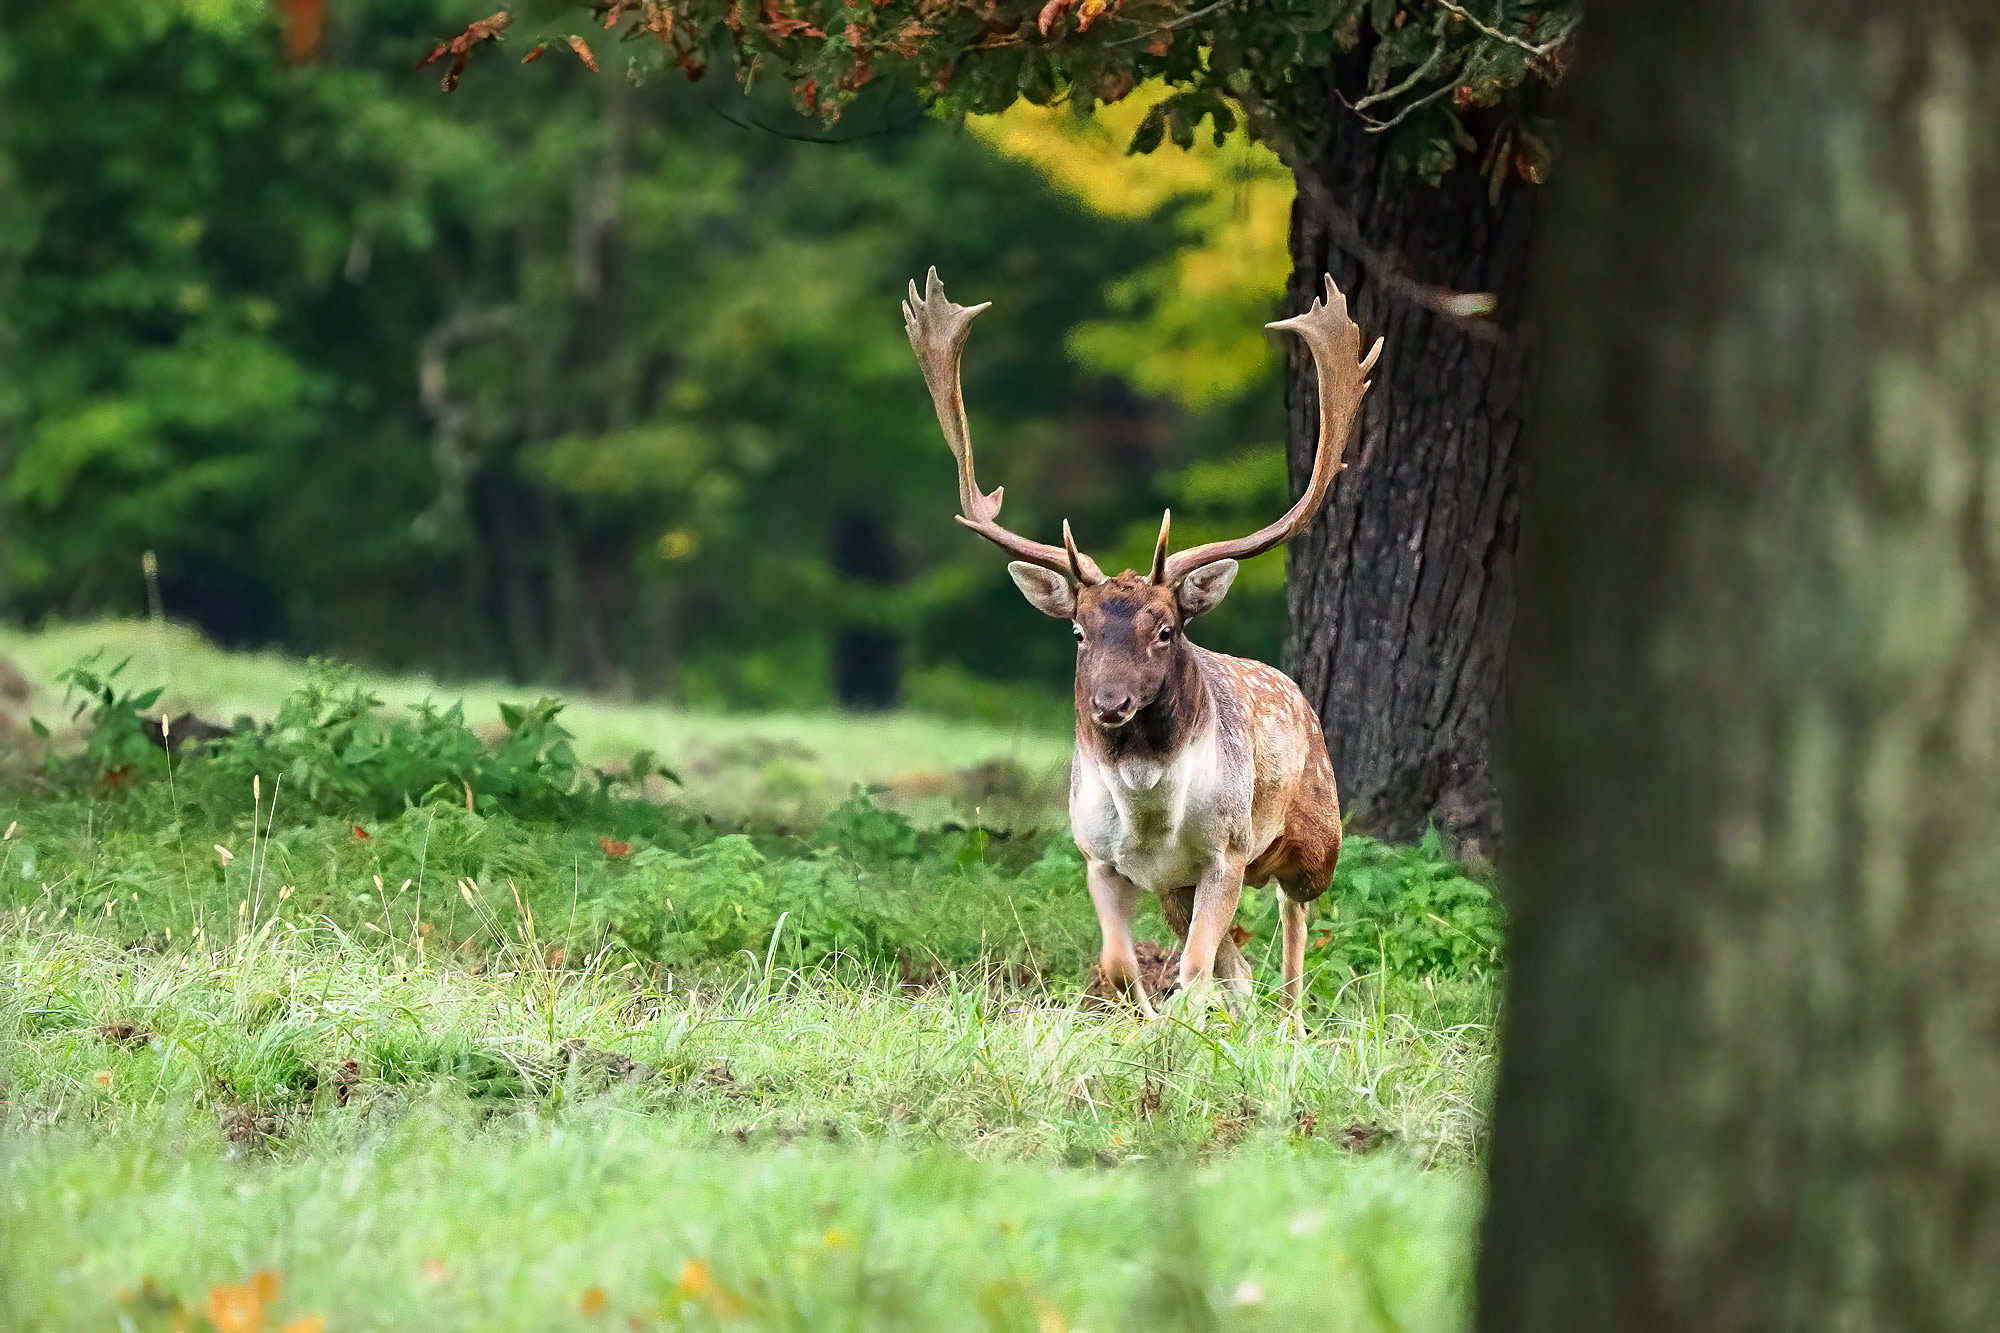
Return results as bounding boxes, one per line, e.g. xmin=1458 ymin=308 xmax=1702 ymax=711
xmin=1156 ymin=624 xmax=1175 ymax=643
xmin=1071 ymin=624 xmax=1085 ymax=644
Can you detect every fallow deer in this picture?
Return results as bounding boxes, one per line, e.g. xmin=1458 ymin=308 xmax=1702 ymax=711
xmin=902 ymin=268 xmax=1380 ymax=1033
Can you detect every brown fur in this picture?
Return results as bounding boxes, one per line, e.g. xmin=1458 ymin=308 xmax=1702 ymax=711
xmin=902 ymin=270 xmax=1376 ymax=1036
xmin=1065 ymin=574 xmax=1339 ymax=1033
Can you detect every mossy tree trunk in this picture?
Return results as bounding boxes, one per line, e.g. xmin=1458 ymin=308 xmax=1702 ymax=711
xmin=1482 ymin=3 xmax=2000 ymax=1327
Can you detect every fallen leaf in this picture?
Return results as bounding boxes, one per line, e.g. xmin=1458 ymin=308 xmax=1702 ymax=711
xmin=676 ymin=1259 xmax=714 ymax=1299
xmin=207 ymin=1273 xmax=281 ymax=1333
xmin=600 ymin=836 xmax=632 ymax=858
xmin=580 ymin=1286 xmax=608 ymax=1315
xmin=352 ymin=824 xmax=370 ymax=840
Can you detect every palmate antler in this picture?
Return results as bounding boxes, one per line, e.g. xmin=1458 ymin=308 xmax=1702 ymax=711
xmin=903 ymin=268 xmax=1106 ymax=584
xmin=905 ymin=270 xmax=1378 ymax=587
xmin=1159 ymin=277 xmax=1382 ymax=584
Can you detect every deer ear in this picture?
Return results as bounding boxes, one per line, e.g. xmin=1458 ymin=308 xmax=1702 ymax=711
xmin=1007 ymin=562 xmax=1076 ymax=618
xmin=1175 ymin=559 xmax=1239 ymax=619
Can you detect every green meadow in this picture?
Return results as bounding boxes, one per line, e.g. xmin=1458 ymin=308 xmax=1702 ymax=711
xmin=0 ymin=626 xmax=1501 ymax=1331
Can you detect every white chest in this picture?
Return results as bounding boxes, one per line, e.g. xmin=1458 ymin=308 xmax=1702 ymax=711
xmin=1071 ymin=731 xmax=1230 ymax=893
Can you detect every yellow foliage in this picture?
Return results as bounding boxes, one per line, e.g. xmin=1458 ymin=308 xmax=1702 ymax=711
xmin=971 ymin=86 xmax=1294 ymax=410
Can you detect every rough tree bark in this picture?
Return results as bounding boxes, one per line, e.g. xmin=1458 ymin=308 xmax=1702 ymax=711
xmin=1282 ymin=57 xmax=1538 ymax=852
xmin=1482 ymin=3 xmax=2000 ymax=1328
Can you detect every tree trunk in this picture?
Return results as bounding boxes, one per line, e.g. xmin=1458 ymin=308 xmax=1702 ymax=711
xmin=831 ymin=507 xmax=902 ymax=709
xmin=1282 ymin=60 xmax=1538 ymax=853
xmin=1481 ymin=4 xmax=2000 ymax=1328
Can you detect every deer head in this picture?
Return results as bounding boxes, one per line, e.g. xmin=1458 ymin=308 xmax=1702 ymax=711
xmin=903 ymin=268 xmax=1380 ymax=732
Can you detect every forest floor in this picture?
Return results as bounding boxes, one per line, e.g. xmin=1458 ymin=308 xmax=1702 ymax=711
xmin=0 ymin=625 xmax=1499 ymax=1332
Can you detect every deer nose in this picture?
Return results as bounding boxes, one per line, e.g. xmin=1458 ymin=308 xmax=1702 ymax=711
xmin=1091 ymin=693 xmax=1136 ymax=727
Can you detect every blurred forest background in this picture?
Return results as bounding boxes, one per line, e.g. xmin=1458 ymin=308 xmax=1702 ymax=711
xmin=0 ymin=0 xmax=1305 ymax=722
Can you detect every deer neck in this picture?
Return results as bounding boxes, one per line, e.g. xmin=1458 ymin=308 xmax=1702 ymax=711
xmin=1075 ymin=643 xmax=1210 ymax=770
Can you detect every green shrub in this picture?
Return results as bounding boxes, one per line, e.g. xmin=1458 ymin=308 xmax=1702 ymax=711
xmin=42 ymin=651 xmax=167 ymax=782
xmin=185 ymin=662 xmax=670 ymax=823
xmin=14 ymin=653 xmax=1505 ymax=988
xmin=1239 ymin=829 xmax=1505 ymax=984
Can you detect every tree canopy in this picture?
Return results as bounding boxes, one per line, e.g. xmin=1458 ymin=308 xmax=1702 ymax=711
xmin=2 ymin=0 xmax=1321 ymax=709
xmin=431 ymin=0 xmax=1575 ymax=185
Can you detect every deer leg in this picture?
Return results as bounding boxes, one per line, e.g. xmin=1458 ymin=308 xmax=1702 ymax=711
xmin=1086 ymin=859 xmax=1156 ymax=1019
xmin=1163 ymin=884 xmax=1252 ymax=1000
xmin=1278 ymin=887 xmax=1311 ymax=1039
xmin=1178 ymin=855 xmax=1248 ymax=1016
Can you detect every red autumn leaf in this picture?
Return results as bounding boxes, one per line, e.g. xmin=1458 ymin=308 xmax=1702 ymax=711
xmin=352 ymin=824 xmax=370 ymax=840
xmin=843 ymin=21 xmax=865 ymax=44
xmin=419 ymin=12 xmax=510 ymax=92
xmin=1037 ymin=0 xmax=1074 ymax=34
xmin=798 ymin=78 xmax=819 ymax=112
xmin=568 ymin=35 xmax=600 ymax=71
xmin=1313 ymin=932 xmax=1332 ymax=949
xmin=763 ymin=0 xmax=826 ymax=37
xmin=886 ymin=19 xmax=929 ymax=55
xmin=599 ymin=836 xmax=632 ymax=858
xmin=1227 ymin=923 xmax=1254 ymax=946
xmin=522 ymin=42 xmax=548 ymax=62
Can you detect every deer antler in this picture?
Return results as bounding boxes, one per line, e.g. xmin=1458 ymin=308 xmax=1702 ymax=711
xmin=904 ymin=268 xmax=1105 ymax=584
xmin=1159 ymin=276 xmax=1381 ymax=585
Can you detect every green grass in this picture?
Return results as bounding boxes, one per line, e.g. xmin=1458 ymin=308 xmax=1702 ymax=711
xmin=0 ymin=928 xmax=1488 ymax=1332
xmin=0 ymin=626 xmax=1501 ymax=1332
xmin=0 ymin=620 xmax=1074 ymax=827
xmin=8 ymin=1114 xmax=1475 ymax=1332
